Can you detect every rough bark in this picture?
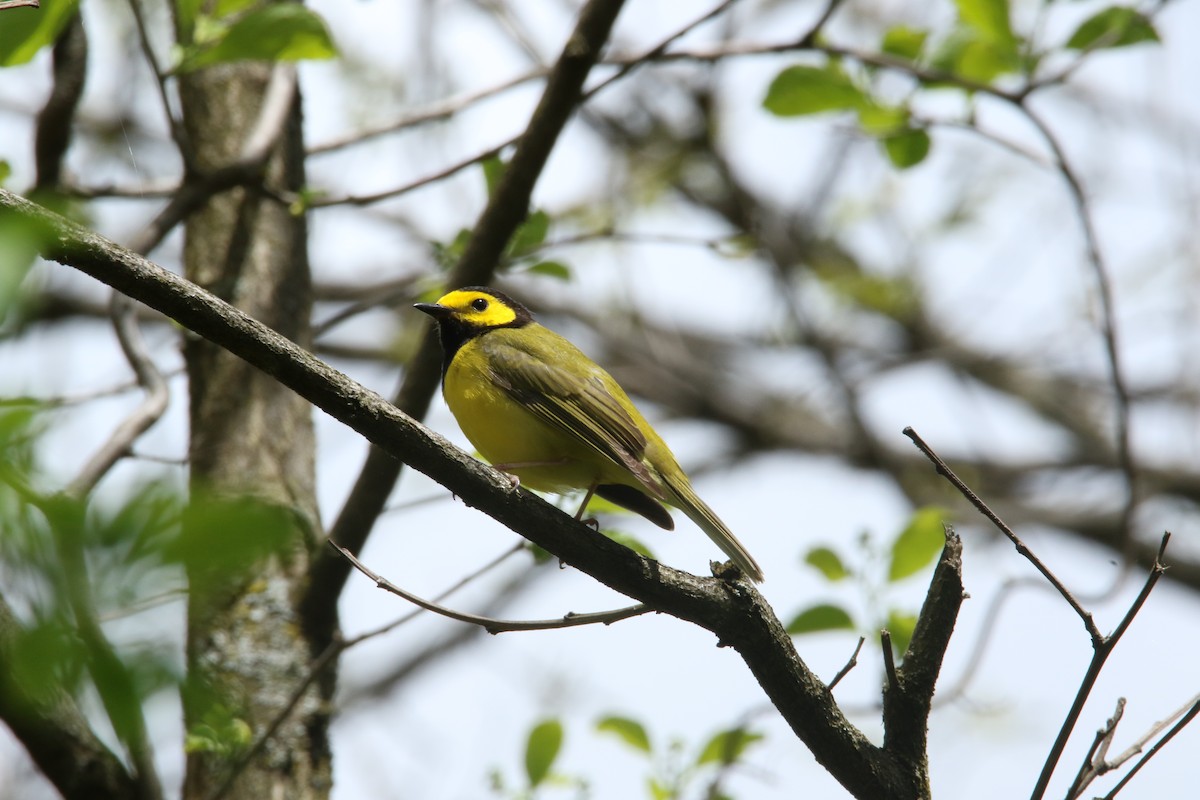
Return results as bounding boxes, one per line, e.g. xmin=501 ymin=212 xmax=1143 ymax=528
xmin=175 ymin=55 xmax=330 ymax=800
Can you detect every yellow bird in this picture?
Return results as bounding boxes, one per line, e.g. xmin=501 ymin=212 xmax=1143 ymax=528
xmin=415 ymin=286 xmax=764 ymax=582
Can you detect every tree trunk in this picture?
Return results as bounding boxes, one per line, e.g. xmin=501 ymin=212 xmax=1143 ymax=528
xmin=176 ymin=57 xmax=331 ymax=800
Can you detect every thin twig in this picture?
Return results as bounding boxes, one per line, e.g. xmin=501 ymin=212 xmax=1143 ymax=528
xmin=1104 ymin=690 xmax=1200 ymax=773
xmin=308 ymin=140 xmax=508 ymax=207
xmin=583 ymin=0 xmax=741 ymax=99
xmin=67 ymin=293 xmax=169 ymax=497
xmin=904 ymin=426 xmax=1101 ymax=641
xmin=0 ymin=1 xmax=41 ymax=12
xmin=826 ymin=636 xmax=865 ymax=692
xmin=330 ymin=540 xmax=650 ymax=633
xmin=310 ymin=0 xmax=741 ymax=210
xmin=1029 ymin=533 xmax=1171 ymax=800
xmin=1100 ymin=697 xmax=1200 ymax=800
xmin=309 ymin=70 xmax=546 ymax=156
xmin=1065 ymin=697 xmax=1125 ymax=799
xmin=126 ymin=0 xmax=190 ymax=160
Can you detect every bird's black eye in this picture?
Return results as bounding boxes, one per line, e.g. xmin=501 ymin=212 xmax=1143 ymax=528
xmin=470 ymin=298 xmax=489 ymax=312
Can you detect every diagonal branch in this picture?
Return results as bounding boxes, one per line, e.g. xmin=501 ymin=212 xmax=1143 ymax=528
xmin=5 ymin=187 xmax=930 ymax=800
xmin=903 ymin=426 xmax=1102 ymax=643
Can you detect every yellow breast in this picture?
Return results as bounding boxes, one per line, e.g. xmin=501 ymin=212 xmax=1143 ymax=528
xmin=444 ymin=339 xmax=626 ymax=493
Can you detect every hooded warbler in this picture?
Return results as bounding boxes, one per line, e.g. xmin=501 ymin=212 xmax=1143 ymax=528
xmin=415 ymin=286 xmax=764 ymax=582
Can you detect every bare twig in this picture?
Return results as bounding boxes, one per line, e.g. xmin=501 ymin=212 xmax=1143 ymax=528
xmin=1104 ymin=690 xmax=1200 ymax=774
xmin=0 ymin=0 xmax=41 ymax=9
xmin=308 ymin=70 xmax=546 ymax=156
xmin=1065 ymin=697 xmax=1125 ymax=799
xmin=827 ymin=636 xmax=865 ymax=691
xmin=1100 ymin=696 xmax=1200 ymax=800
xmin=66 ymin=293 xmax=169 ymax=497
xmin=309 ymin=0 xmax=739 ymax=209
xmin=126 ymin=0 xmax=190 ymax=160
xmin=903 ymin=426 xmax=1102 ymax=642
xmin=330 ymin=540 xmax=650 ymax=633
xmin=1029 ymin=533 xmax=1171 ymax=800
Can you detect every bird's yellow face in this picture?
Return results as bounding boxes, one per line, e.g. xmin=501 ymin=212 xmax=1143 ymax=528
xmin=428 ymin=289 xmax=522 ymax=329
xmin=415 ymin=287 xmax=535 ymax=369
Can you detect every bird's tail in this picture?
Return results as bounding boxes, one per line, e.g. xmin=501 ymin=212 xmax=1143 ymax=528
xmin=663 ymin=473 xmax=764 ymax=582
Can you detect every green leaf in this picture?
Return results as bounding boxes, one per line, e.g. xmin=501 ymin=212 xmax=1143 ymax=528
xmin=881 ymin=25 xmax=929 ymax=61
xmin=762 ymin=64 xmax=868 ymax=117
xmin=184 ymin=704 xmax=253 ymax=757
xmin=803 ymin=546 xmax=849 ymax=581
xmin=929 ymin=27 xmax=1021 ymax=83
xmin=856 ymin=103 xmax=910 ymax=136
xmin=524 ymin=260 xmax=571 ymax=281
xmin=887 ymin=507 xmax=947 ymax=582
xmin=524 ymin=718 xmax=563 ymax=788
xmin=596 ymin=716 xmax=651 ymax=753
xmin=696 ymin=727 xmax=763 ymax=766
xmin=432 ymin=228 xmax=472 ymax=270
xmin=167 ymin=493 xmax=298 ymax=600
xmin=507 ymin=210 xmax=550 ymax=258
xmin=647 ymin=777 xmax=671 ymax=800
xmin=8 ymin=618 xmax=89 ymax=705
xmin=1066 ymin=7 xmax=1160 ymax=50
xmin=882 ymin=127 xmax=932 ymax=169
xmin=0 ymin=0 xmax=79 ymax=67
xmin=886 ymin=609 xmax=919 ymax=657
xmin=177 ymin=5 xmax=337 ymax=71
xmin=482 ymin=154 xmax=507 ymax=196
xmin=785 ymin=603 xmax=855 ymax=635
xmin=955 ymin=0 xmax=1016 ymax=50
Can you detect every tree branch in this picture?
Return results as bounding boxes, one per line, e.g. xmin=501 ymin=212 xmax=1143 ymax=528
xmin=4 ymin=187 xmax=931 ymax=800
xmin=884 ymin=528 xmax=964 ymax=772
xmin=903 ymin=426 xmax=1102 ymax=643
xmin=33 ymin=11 xmax=87 ymax=191
xmin=0 ymin=591 xmax=140 ymax=800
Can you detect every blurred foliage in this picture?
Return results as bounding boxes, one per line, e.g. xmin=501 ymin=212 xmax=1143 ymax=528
xmin=173 ymin=2 xmax=338 ymax=72
xmin=0 ymin=0 xmax=78 ymax=67
xmin=434 ymin=159 xmax=574 ymax=281
xmin=490 ymin=714 xmax=763 ymax=799
xmin=597 ymin=714 xmax=764 ymax=800
xmin=789 ymin=507 xmax=948 ymax=658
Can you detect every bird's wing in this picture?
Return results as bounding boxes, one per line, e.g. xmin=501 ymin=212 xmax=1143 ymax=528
xmin=486 ymin=335 xmax=664 ymax=497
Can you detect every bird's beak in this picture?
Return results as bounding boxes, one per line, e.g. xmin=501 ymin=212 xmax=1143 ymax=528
xmin=414 ymin=302 xmax=451 ymax=319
